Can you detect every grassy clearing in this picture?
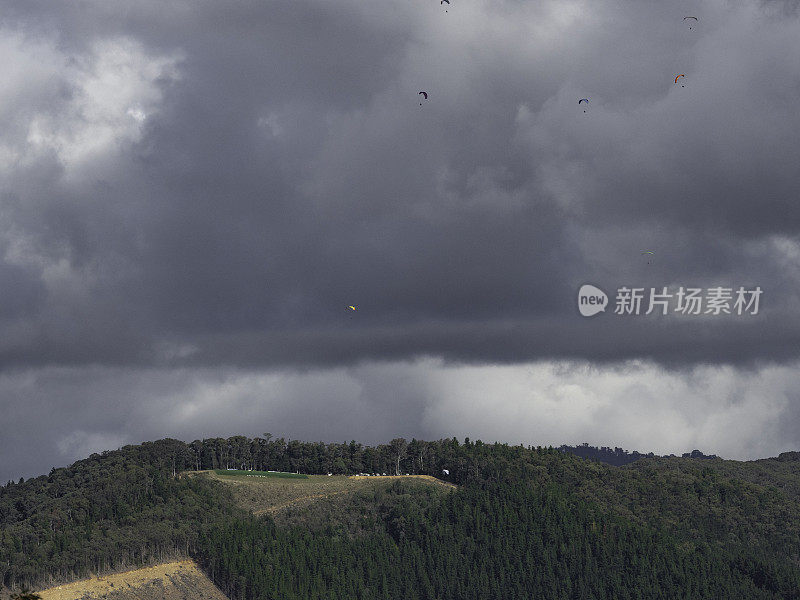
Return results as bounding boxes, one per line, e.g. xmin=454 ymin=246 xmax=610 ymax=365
xmin=199 ymin=472 xmax=455 ymax=520
xmin=213 ymin=469 xmax=308 ymax=479
xmin=349 ymin=474 xmax=457 ymax=488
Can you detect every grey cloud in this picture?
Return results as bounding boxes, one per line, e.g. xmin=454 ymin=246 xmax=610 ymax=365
xmin=0 ymin=0 xmax=796 ymax=368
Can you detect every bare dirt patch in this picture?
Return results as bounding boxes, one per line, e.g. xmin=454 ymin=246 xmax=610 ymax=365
xmin=35 ymin=560 xmax=227 ymax=600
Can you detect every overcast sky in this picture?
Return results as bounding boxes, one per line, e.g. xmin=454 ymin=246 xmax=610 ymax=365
xmin=0 ymin=0 xmax=798 ymax=483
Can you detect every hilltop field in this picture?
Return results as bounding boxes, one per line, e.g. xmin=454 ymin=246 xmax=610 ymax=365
xmin=195 ymin=471 xmax=456 ymax=527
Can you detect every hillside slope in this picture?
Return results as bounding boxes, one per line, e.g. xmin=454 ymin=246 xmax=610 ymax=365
xmin=2 ymin=436 xmax=800 ymax=598
xmin=35 ymin=560 xmax=228 ymax=600
xmin=201 ymin=471 xmax=455 ymax=516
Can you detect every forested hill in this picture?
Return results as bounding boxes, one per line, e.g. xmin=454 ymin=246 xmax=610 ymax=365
xmin=558 ymin=443 xmax=718 ymax=466
xmin=2 ymin=436 xmax=800 ymax=598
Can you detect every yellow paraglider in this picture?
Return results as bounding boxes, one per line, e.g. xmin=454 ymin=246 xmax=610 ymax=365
xmin=348 ymin=306 xmax=356 ymax=311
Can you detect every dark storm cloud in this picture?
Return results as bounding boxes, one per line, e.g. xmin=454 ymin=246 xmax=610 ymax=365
xmin=0 ymin=0 xmax=796 ymax=369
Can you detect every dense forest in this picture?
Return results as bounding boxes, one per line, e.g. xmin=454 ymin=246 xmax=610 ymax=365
xmin=200 ymin=480 xmax=800 ymax=599
xmin=2 ymin=436 xmax=799 ymax=598
xmin=0 ymin=439 xmax=243 ymax=589
xmin=558 ymin=443 xmax=717 ymax=466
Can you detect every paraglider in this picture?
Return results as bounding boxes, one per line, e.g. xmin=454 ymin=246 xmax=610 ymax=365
xmin=642 ymin=250 xmax=654 ymax=265
xmin=684 ymin=16 xmax=698 ymax=29
xmin=578 ymin=98 xmax=588 ymax=113
xmin=441 ymin=0 xmax=449 ymax=11
xmin=348 ymin=305 xmax=356 ymax=311
xmin=419 ymin=91 xmax=428 ymax=106
xmin=675 ymin=74 xmax=685 ymax=87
